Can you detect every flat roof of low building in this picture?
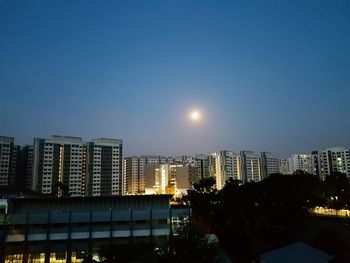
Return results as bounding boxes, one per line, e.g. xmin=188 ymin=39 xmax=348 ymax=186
xmin=7 ymin=195 xmax=173 ymax=214
xmin=260 ymin=242 xmax=333 ymax=263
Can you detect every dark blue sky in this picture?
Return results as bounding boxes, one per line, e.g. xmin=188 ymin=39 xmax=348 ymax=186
xmin=1 ymin=0 xmax=349 ymax=157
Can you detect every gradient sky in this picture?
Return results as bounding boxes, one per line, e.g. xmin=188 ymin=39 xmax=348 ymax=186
xmin=1 ymin=0 xmax=349 ymax=157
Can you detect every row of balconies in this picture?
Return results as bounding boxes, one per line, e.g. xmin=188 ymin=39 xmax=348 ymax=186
xmin=2 ymin=208 xmax=190 ymax=243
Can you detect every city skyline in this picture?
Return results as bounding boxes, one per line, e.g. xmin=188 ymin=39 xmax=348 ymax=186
xmin=2 ymin=134 xmax=349 ymax=197
xmin=1 ymin=1 xmax=350 ymax=158
xmin=1 ymin=133 xmax=350 ymax=159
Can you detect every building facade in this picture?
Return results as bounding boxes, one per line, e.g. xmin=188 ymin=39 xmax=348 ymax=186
xmin=195 ymin=154 xmax=211 ymax=181
xmin=0 ymin=195 xmax=191 ymax=263
xmin=280 ymin=158 xmax=292 ymax=175
xmin=123 ymin=156 xmax=140 ymax=195
xmin=32 ymin=136 xmax=87 ymax=197
xmin=240 ymin=151 xmax=262 ymax=183
xmin=123 ymin=155 xmax=206 ymax=195
xmin=0 ymin=137 xmax=18 ymax=188
xmin=14 ymin=145 xmax=34 ymax=191
xmin=289 ymin=154 xmax=313 ymax=174
xmin=212 ymin=151 xmax=242 ymax=190
xmin=87 ymin=138 xmax=123 ymax=196
xmin=261 ymin=152 xmax=280 ymax=179
xmin=144 ymin=164 xmax=190 ymax=195
xmin=318 ymin=147 xmax=350 ymax=179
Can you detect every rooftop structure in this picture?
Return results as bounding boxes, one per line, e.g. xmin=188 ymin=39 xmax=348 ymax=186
xmin=0 ymin=195 xmax=191 ymax=263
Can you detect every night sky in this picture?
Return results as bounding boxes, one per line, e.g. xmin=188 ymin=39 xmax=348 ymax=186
xmin=1 ymin=0 xmax=349 ymax=157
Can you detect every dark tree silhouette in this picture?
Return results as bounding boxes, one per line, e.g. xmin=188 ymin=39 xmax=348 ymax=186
xmin=187 ymin=172 xmax=334 ymax=261
xmin=324 ymin=171 xmax=350 ymax=208
xmin=192 ymin=176 xmax=217 ymax=193
xmin=53 ymin=181 xmax=70 ymax=197
xmin=159 ymin=218 xmax=219 ymax=263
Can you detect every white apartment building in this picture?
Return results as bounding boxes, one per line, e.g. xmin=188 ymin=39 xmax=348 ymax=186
xmin=261 ymin=152 xmax=280 ymax=179
xmin=123 ymin=156 xmax=161 ymax=195
xmin=212 ymin=151 xmax=242 ymax=190
xmin=290 ymin=154 xmax=313 ymax=174
xmin=280 ymin=158 xmax=292 ymax=175
xmin=318 ymin=147 xmax=350 ymax=179
xmin=124 ymin=156 xmax=141 ymax=195
xmin=32 ymin=135 xmax=86 ymax=196
xmin=144 ymin=164 xmax=190 ymax=195
xmin=195 ymin=154 xmax=210 ymax=181
xmin=87 ymin=138 xmax=123 ymax=196
xmin=0 ymin=136 xmax=18 ymax=187
xmin=123 ymin=155 xmax=198 ymax=195
xmin=240 ymin=151 xmax=262 ymax=183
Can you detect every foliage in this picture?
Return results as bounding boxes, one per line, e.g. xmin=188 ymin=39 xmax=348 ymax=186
xmin=186 ymin=177 xmax=219 ymax=232
xmin=158 ymin=218 xmax=220 ymax=263
xmin=324 ymin=171 xmax=350 ymax=208
xmin=192 ymin=176 xmax=217 ymax=193
xmin=187 ymin=171 xmax=350 ymax=261
xmin=96 ymin=243 xmax=158 ymax=263
xmin=53 ymin=181 xmax=70 ymax=197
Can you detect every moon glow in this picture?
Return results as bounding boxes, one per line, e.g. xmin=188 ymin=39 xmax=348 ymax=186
xmin=189 ymin=110 xmax=201 ymax=122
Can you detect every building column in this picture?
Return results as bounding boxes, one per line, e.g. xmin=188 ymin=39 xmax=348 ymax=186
xmin=44 ymin=212 xmax=51 ymax=263
xmin=88 ymin=211 xmax=93 ymax=261
xmin=0 ymin=214 xmax=7 ymax=263
xmin=23 ymin=212 xmax=30 ymax=263
xmin=169 ymin=207 xmax=173 ymax=236
xmin=109 ymin=209 xmax=113 ymax=245
xmin=66 ymin=212 xmax=72 ymax=263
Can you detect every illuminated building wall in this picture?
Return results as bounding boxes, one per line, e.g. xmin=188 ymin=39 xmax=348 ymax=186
xmin=318 ymin=147 xmax=350 ymax=179
xmin=87 ymin=138 xmax=123 ymax=196
xmin=195 ymin=154 xmax=211 ymax=181
xmin=144 ymin=164 xmax=190 ymax=195
xmin=212 ymin=151 xmax=242 ymax=190
xmin=32 ymin=136 xmax=87 ymax=197
xmin=169 ymin=165 xmax=190 ymax=195
xmin=124 ymin=155 xmax=204 ymax=195
xmin=123 ymin=156 xmax=140 ymax=195
xmin=261 ymin=152 xmax=280 ymax=179
xmin=240 ymin=151 xmax=262 ymax=183
xmin=279 ymin=158 xmax=292 ymax=175
xmin=290 ymin=154 xmax=313 ymax=174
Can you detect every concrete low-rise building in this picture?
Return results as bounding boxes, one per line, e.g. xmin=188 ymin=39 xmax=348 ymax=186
xmin=0 ymin=195 xmax=191 ymax=263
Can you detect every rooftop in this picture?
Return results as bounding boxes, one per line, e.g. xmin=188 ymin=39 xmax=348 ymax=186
xmin=260 ymin=242 xmax=333 ymax=263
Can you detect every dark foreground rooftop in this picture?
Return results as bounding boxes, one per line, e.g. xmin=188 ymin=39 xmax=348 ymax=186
xmin=260 ymin=241 xmax=334 ymax=263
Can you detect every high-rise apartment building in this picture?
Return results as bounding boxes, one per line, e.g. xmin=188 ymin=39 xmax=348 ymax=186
xmin=123 ymin=156 xmax=159 ymax=195
xmin=195 ymin=154 xmax=211 ymax=181
xmin=311 ymin=151 xmax=320 ymax=177
xmin=240 ymin=151 xmax=262 ymax=183
xmin=318 ymin=147 xmax=350 ymax=179
xmin=32 ymin=136 xmax=87 ymax=197
xmin=14 ymin=145 xmax=34 ymax=191
xmin=212 ymin=151 xmax=242 ymax=190
xmin=144 ymin=164 xmax=190 ymax=195
xmin=280 ymin=158 xmax=292 ymax=175
xmin=171 ymin=165 xmax=190 ymax=194
xmin=87 ymin=138 xmax=123 ymax=196
xmin=261 ymin=152 xmax=280 ymax=179
xmin=280 ymin=148 xmax=350 ymax=179
xmin=290 ymin=154 xmax=313 ymax=174
xmin=123 ymin=155 xmax=197 ymax=195
xmin=124 ymin=156 xmax=141 ymax=195
xmin=0 ymin=136 xmax=18 ymax=187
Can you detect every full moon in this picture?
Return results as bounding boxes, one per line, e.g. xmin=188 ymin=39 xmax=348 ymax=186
xmin=189 ymin=110 xmax=201 ymax=122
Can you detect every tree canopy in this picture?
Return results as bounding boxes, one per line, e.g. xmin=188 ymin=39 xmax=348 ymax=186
xmin=186 ymin=171 xmax=350 ymax=261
